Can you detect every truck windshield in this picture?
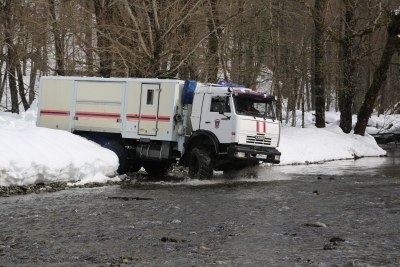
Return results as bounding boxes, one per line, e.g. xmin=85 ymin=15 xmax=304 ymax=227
xmin=233 ymin=97 xmax=276 ymax=119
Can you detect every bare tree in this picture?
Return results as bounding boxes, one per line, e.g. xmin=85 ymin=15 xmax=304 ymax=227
xmin=206 ymin=0 xmax=222 ymax=82
xmin=1 ymin=0 xmax=19 ymax=113
xmin=354 ymin=10 xmax=400 ymax=135
xmin=48 ymin=0 xmax=65 ymax=76
xmin=312 ymin=0 xmax=328 ymax=128
xmin=93 ymin=0 xmax=115 ymax=78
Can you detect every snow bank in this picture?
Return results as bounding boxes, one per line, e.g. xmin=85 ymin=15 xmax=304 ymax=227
xmin=278 ymin=124 xmax=386 ymax=165
xmin=0 ymin=102 xmax=119 ymax=187
xmin=365 ymin=114 xmax=400 ymax=135
xmin=278 ymin=110 xmax=396 ymax=165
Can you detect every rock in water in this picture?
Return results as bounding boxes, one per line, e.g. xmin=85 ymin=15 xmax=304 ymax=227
xmin=330 ymin=236 xmax=345 ymax=242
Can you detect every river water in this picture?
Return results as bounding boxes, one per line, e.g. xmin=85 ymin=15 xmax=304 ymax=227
xmin=273 ymin=145 xmax=400 ymax=178
xmin=1 ymin=146 xmax=399 ymax=267
xmin=146 ymin=145 xmax=400 ymax=186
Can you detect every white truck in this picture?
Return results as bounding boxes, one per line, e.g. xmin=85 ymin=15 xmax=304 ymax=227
xmin=37 ymin=76 xmax=281 ymax=179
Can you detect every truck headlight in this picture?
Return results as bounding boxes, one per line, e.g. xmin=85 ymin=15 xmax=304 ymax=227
xmin=235 ymin=152 xmax=246 ymax=158
xmin=274 ymin=155 xmax=280 ymax=161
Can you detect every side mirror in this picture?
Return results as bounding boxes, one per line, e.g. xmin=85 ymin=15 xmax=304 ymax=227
xmin=218 ymin=96 xmax=225 ymax=114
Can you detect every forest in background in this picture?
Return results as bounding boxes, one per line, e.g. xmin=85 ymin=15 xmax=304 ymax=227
xmin=0 ymin=0 xmax=399 ymax=135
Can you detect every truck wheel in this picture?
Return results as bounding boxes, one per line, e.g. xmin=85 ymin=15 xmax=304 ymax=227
xmin=130 ymin=160 xmax=142 ymax=173
xmin=143 ymin=161 xmax=172 ymax=177
xmin=189 ymin=148 xmax=214 ymax=179
xmin=103 ymin=140 xmax=130 ymax=175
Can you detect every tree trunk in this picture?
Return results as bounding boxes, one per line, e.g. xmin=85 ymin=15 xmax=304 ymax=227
xmin=6 ymin=60 xmax=19 ymax=114
xmin=302 ymin=71 xmax=306 ymax=128
xmin=312 ymin=0 xmax=327 ymax=128
xmin=29 ymin=49 xmax=40 ymax=105
xmin=354 ymin=12 xmax=400 ymax=136
xmin=0 ymin=59 xmax=4 ymax=103
xmin=2 ymin=0 xmax=18 ymax=113
xmin=310 ymin=37 xmax=315 ymax=111
xmin=93 ymin=0 xmax=114 ymax=78
xmin=291 ymin=76 xmax=299 ymax=127
xmin=338 ymin=0 xmax=357 ymax=134
xmin=84 ymin=1 xmax=94 ymax=76
xmin=270 ymin=0 xmax=282 ymax=121
xmin=0 ymin=71 xmax=6 ymax=105
xmin=306 ymin=69 xmax=310 ymax=111
xmin=48 ymin=0 xmax=65 ymax=76
xmin=15 ymin=61 xmax=29 ymax=111
xmin=207 ymin=0 xmax=221 ymax=82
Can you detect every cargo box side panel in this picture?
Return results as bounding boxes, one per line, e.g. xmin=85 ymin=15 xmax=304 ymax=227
xmin=124 ymin=81 xmax=141 ymax=136
xmin=157 ymin=82 xmax=174 ymax=136
xmin=73 ymin=81 xmax=123 ymax=133
xmin=38 ymin=79 xmax=73 ymax=131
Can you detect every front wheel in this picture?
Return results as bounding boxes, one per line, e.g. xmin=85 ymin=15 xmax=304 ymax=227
xmin=188 ymin=148 xmax=214 ymax=179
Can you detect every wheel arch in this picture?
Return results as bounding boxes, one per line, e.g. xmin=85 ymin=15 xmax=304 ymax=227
xmin=180 ymin=130 xmax=220 ymax=167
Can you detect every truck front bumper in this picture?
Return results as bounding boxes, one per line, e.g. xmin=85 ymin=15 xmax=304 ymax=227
xmin=227 ymin=144 xmax=281 ymax=164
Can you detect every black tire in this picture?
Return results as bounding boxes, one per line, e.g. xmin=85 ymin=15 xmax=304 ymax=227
xmin=103 ymin=140 xmax=130 ymax=175
xmin=142 ymin=161 xmax=172 ymax=177
xmin=188 ymin=148 xmax=214 ymax=179
xmin=130 ymin=160 xmax=142 ymax=173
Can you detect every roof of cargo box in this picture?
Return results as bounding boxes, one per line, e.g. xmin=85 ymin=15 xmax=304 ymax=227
xmin=40 ymin=76 xmax=185 ymax=84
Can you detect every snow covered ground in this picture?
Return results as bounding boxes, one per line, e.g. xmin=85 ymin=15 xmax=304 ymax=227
xmin=0 ymin=101 xmax=119 ymax=187
xmin=0 ymin=103 xmax=397 ymax=186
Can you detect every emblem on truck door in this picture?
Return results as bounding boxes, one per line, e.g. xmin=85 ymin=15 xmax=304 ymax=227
xmin=215 ymin=119 xmax=220 ymax=129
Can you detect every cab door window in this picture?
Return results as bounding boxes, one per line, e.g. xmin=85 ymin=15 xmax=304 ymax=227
xmin=210 ymin=96 xmax=231 ymax=113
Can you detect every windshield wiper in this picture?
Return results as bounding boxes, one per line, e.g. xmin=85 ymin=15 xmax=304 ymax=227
xmin=236 ymin=109 xmax=257 ymax=119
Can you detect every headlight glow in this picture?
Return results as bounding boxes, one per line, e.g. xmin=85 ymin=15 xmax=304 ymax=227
xmin=235 ymin=152 xmax=246 ymax=158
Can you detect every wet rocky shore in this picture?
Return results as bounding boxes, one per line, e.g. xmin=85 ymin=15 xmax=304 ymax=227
xmin=0 ymin=180 xmax=121 ymax=198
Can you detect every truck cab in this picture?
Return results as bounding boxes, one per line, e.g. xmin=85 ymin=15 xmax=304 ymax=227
xmin=181 ymin=82 xmax=281 ymax=179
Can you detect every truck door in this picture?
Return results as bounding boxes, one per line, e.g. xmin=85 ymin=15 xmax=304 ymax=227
xmin=138 ymin=83 xmax=160 ymax=136
xmin=200 ymin=95 xmax=232 ymax=143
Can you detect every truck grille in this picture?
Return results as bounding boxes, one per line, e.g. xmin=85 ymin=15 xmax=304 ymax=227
xmin=246 ymin=135 xmax=271 ymax=145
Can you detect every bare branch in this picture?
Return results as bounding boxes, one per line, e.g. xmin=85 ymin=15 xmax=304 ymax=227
xmin=122 ymin=0 xmax=152 ymax=59
xmin=162 ymin=0 xmax=206 ymax=39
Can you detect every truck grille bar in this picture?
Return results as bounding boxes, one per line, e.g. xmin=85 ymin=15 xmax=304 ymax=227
xmin=246 ymin=135 xmax=271 ymax=145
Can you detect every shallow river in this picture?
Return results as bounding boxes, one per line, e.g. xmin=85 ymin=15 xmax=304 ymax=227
xmin=143 ymin=145 xmax=400 ymax=187
xmin=1 ymin=146 xmax=399 ymax=267
xmin=274 ymin=145 xmax=400 ymax=178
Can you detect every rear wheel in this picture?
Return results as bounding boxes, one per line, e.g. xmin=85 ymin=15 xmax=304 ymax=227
xmin=143 ymin=161 xmax=172 ymax=177
xmin=103 ymin=140 xmax=130 ymax=175
xmin=188 ymin=148 xmax=214 ymax=179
